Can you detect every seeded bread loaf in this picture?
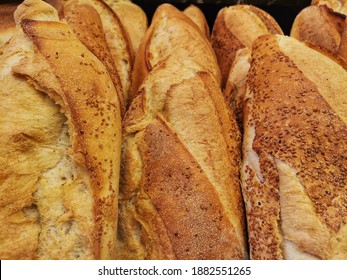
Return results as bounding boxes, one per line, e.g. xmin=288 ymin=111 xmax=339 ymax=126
xmin=0 ymin=0 xmax=122 ymax=259
xmin=242 ymin=34 xmax=347 ymax=259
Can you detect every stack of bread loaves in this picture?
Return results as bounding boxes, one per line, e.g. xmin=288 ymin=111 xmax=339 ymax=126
xmin=212 ymin=1 xmax=347 ymax=260
xmin=0 ymin=0 xmax=346 ymax=260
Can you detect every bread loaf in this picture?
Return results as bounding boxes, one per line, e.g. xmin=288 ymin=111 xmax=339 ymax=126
xmin=118 ymin=53 xmax=247 ymax=260
xmin=129 ymin=3 xmax=221 ymax=102
xmin=117 ymin=3 xmax=246 ymax=259
xmin=291 ymin=5 xmax=347 ymax=61
xmin=0 ymin=0 xmax=121 ymax=259
xmin=242 ymin=34 xmax=347 ymax=259
xmin=211 ymin=5 xmax=283 ymax=88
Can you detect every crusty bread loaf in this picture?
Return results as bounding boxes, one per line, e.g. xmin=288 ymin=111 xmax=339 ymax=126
xmin=291 ymin=5 xmax=347 ymax=61
xmin=0 ymin=0 xmax=121 ymax=259
xmin=118 ymin=52 xmax=247 ymax=260
xmin=183 ymin=4 xmax=210 ymax=40
xmin=242 ymin=34 xmax=347 ymax=259
xmin=103 ymin=0 xmax=148 ymax=55
xmin=312 ymin=0 xmax=347 ymax=14
xmin=211 ymin=5 xmax=283 ymax=88
xmin=47 ymin=0 xmax=133 ymax=108
xmin=129 ymin=3 xmax=221 ymax=102
xmin=0 ymin=3 xmax=17 ymax=47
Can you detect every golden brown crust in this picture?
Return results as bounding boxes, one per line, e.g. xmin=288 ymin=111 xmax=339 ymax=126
xmin=242 ymin=34 xmax=347 ymax=259
xmin=119 ymin=54 xmax=247 ymax=259
xmin=211 ymin=5 xmax=283 ymax=88
xmin=47 ymin=0 xmax=133 ymax=108
xmin=62 ymin=1 xmax=125 ymax=116
xmin=103 ymin=0 xmax=148 ymax=55
xmin=312 ymin=0 xmax=347 ymax=15
xmin=183 ymin=4 xmax=210 ymax=40
xmin=130 ymin=3 xmax=220 ymax=102
xmin=140 ymin=117 xmax=244 ymax=259
xmin=291 ymin=5 xmax=345 ymax=54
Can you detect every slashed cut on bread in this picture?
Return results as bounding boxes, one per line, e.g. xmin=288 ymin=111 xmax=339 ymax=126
xmin=242 ymin=34 xmax=347 ymax=259
xmin=0 ymin=0 xmax=121 ymax=259
xmin=46 ymin=0 xmax=133 ymax=109
xmin=291 ymin=5 xmax=347 ymax=62
xmin=312 ymin=0 xmax=347 ymax=15
xmin=103 ymin=0 xmax=148 ymax=55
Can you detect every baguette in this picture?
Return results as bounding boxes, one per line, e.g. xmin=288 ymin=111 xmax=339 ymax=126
xmin=242 ymin=34 xmax=347 ymax=259
xmin=0 ymin=0 xmax=121 ymax=259
xmin=211 ymin=5 xmax=283 ymax=88
xmin=118 ymin=53 xmax=247 ymax=260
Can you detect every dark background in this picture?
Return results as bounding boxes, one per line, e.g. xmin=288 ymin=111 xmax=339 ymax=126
xmin=132 ymin=0 xmax=312 ymax=35
xmin=1 ymin=0 xmax=312 ymax=35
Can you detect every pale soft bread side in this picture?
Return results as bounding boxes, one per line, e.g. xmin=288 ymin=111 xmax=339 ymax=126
xmin=312 ymin=0 xmax=347 ymax=14
xmin=0 ymin=3 xmax=17 ymax=47
xmin=183 ymin=4 xmax=210 ymax=40
xmin=0 ymin=0 xmax=121 ymax=259
xmin=224 ymin=47 xmax=251 ymax=129
xmin=291 ymin=5 xmax=345 ymax=56
xmin=118 ymin=54 xmax=247 ymax=260
xmin=47 ymin=0 xmax=133 ymax=107
xmin=242 ymin=34 xmax=347 ymax=259
xmin=104 ymin=0 xmax=148 ymax=55
xmin=130 ymin=3 xmax=220 ymax=102
xmin=211 ymin=4 xmax=283 ymax=88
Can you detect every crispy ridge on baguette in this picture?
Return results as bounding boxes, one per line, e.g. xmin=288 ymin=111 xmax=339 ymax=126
xmin=47 ymin=0 xmax=133 ymax=108
xmin=312 ymin=0 xmax=347 ymax=15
